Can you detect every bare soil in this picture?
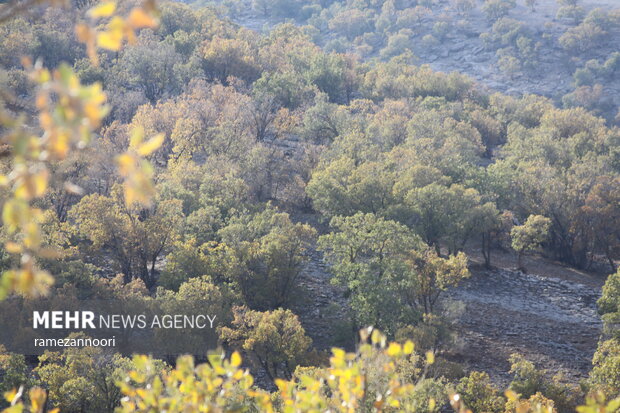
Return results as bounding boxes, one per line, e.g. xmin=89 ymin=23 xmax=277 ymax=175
xmin=292 ymin=241 xmax=606 ymax=386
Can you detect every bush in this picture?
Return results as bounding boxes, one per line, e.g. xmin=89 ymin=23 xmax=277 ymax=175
xmin=589 ymin=339 xmax=620 ymax=399
xmin=456 ymin=371 xmax=505 ymax=413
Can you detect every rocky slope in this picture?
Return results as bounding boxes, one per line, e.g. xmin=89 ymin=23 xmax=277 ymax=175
xmin=446 ymin=267 xmax=602 ymax=385
xmin=291 ymin=245 xmax=604 ymax=385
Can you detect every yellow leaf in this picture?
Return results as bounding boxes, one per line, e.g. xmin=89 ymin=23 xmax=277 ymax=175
xmin=123 ymin=184 xmax=137 ymax=206
xmin=127 ymin=7 xmax=158 ymax=29
xmin=24 ymin=222 xmax=42 ymax=250
xmin=231 ymin=351 xmax=242 ymax=367
xmin=97 ymin=18 xmax=125 ymax=50
xmin=137 ymin=133 xmax=164 ymax=156
xmin=505 ymin=390 xmax=519 ymax=402
xmin=129 ymin=127 xmax=144 ymax=148
xmin=425 ymin=351 xmax=435 ymax=365
xmin=5 ymin=242 xmax=22 ymax=254
xmin=88 ymin=0 xmax=116 ymax=18
xmin=2 ymin=199 xmax=26 ymax=231
xmin=386 ymin=342 xmax=401 ymax=357
xmin=389 ymin=399 xmax=400 ymax=408
xmin=29 ymin=387 xmax=47 ymax=411
xmin=97 ymin=30 xmax=122 ymax=51
xmin=51 ymin=133 xmax=69 ymax=158
xmin=117 ymin=153 xmax=135 ymax=175
xmin=429 ymin=398 xmax=436 ymax=410
xmin=403 ymin=340 xmax=414 ymax=355
xmin=370 ymin=329 xmax=383 ymax=345
xmin=35 ymin=171 xmax=48 ymax=197
xmin=4 ymin=388 xmax=17 ymax=403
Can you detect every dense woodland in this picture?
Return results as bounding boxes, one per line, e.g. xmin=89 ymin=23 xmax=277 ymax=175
xmin=0 ymin=0 xmax=619 ymax=412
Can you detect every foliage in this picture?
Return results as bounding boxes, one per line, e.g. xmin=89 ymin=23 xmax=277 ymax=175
xmin=116 ymin=352 xmax=264 ymax=413
xmin=598 ymin=268 xmax=620 ymax=337
xmin=482 ymin=0 xmax=517 ymax=22
xmin=510 ymin=215 xmax=551 ymax=270
xmin=33 ymin=334 xmax=151 ymax=413
xmin=318 ymin=212 xmax=420 ymax=333
xmin=508 ymin=354 xmax=580 ymax=412
xmin=217 ymin=206 xmax=316 ymax=309
xmin=456 ymin=371 xmax=505 ymax=413
xmin=589 ymin=339 xmax=620 ymax=400
xmin=69 ymin=186 xmax=183 ymax=287
xmin=219 ymin=306 xmax=312 ymax=382
xmin=0 ymin=1 xmax=619 ymax=411
xmin=0 ymin=0 xmax=162 ymax=299
xmin=318 ymin=213 xmax=469 ymax=334
xmin=117 ymin=329 xmax=445 ymax=413
xmin=0 ymin=346 xmax=30 ymax=407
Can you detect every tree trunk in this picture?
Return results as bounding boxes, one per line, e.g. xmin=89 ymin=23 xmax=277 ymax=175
xmin=606 ymin=246 xmax=617 ymax=273
xmin=482 ymin=232 xmax=492 ymax=269
xmin=517 ymin=250 xmax=525 ymax=272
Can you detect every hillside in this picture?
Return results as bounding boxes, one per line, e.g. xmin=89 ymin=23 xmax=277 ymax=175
xmin=0 ymin=0 xmax=619 ymax=411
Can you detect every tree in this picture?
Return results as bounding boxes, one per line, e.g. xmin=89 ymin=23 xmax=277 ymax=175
xmin=589 ymin=339 xmax=620 ymax=399
xmin=318 ymin=212 xmax=421 ymax=334
xmin=581 ymin=176 xmax=620 ymax=272
xmin=129 ymin=81 xmax=255 ymax=167
xmin=200 ymin=35 xmax=260 ymax=84
xmin=592 ymin=279 xmax=620 ymax=413
xmin=559 ymin=22 xmax=606 ymax=55
xmin=328 ymin=9 xmax=371 ymax=40
xmin=396 ymin=7 xmax=431 ymax=31
xmin=217 ymin=206 xmax=317 ymax=309
xmin=498 ymin=53 xmax=522 ymax=78
xmin=402 ymin=249 xmax=470 ymax=315
xmin=403 ymin=183 xmax=496 ymax=254
xmin=489 ymin=106 xmax=615 ymax=268
xmin=306 ymin=157 xmax=397 ymax=219
xmin=316 ymin=212 xmax=471 ymax=336
xmin=219 ymin=306 xmax=312 ymax=382
xmin=0 ymin=346 xmax=30 ymax=406
xmin=69 ymin=186 xmax=184 ymax=287
xmin=510 ymin=215 xmax=551 ymax=271
xmin=482 ymin=0 xmax=517 ymax=22
xmin=113 ymin=31 xmax=183 ymax=104
xmin=556 ymin=6 xmax=586 ymax=25
xmin=508 ymin=354 xmax=579 ymax=412
xmin=481 ymin=210 xmax=513 ymax=269
xmin=0 ymin=0 xmax=162 ymax=299
xmin=159 ymin=239 xmax=215 ymax=291
xmin=34 ymin=334 xmax=159 ymax=413
xmin=380 ymin=31 xmax=414 ymax=60
xmin=452 ymin=0 xmax=476 ymax=14
xmin=156 ymin=275 xmax=235 ymax=353
xmin=597 ymin=268 xmax=620 ymax=339
xmin=299 ymin=92 xmax=344 ymax=144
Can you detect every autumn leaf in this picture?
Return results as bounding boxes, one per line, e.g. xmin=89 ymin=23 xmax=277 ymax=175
xmin=87 ymin=1 xmax=116 ymax=18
